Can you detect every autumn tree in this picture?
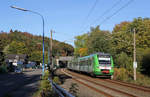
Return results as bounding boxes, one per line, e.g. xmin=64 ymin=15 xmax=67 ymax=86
xmin=74 ymin=34 xmax=88 ymax=56
xmin=112 ymin=17 xmax=150 ymax=74
xmin=6 ymin=41 xmax=29 ymax=54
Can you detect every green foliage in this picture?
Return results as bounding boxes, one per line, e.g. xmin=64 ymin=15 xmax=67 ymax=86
xmin=87 ymin=26 xmax=112 ymax=54
xmin=141 ymin=48 xmax=150 ymax=76
xmin=112 ymin=21 xmax=131 ymax=33
xmin=0 ymin=39 xmax=4 ymax=51
xmin=111 ymin=17 xmax=150 ymax=74
xmin=114 ymin=68 xmax=150 ymax=87
xmin=74 ymin=26 xmax=111 ymax=56
xmin=74 ymin=34 xmax=88 ymax=56
xmin=69 ymin=83 xmax=79 ymax=97
xmin=113 ymin=68 xmax=132 ymax=81
xmin=0 ymin=30 xmax=74 ymax=64
xmin=53 ymin=76 xmax=61 ymax=85
xmin=0 ymin=65 xmax=8 ymax=73
xmin=6 ymin=41 xmax=29 ymax=54
xmin=38 ymin=70 xmax=56 ymax=97
xmin=135 ymin=72 xmax=150 ymax=87
xmin=74 ymin=17 xmax=150 ymax=77
xmin=114 ymin=52 xmax=132 ymax=70
xmin=29 ymin=51 xmax=42 ymax=62
xmin=0 ymin=51 xmax=7 ymax=73
xmin=0 ymin=52 xmax=5 ymax=66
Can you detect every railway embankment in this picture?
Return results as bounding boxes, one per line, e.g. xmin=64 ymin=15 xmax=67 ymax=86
xmin=55 ymin=68 xmax=104 ymax=97
xmin=57 ymin=68 xmax=150 ymax=97
xmin=113 ymin=68 xmax=150 ymax=87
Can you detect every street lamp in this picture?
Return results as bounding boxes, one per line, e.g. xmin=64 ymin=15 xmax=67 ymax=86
xmin=11 ymin=6 xmax=45 ymax=75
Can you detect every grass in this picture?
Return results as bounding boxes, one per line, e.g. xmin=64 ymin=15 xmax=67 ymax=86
xmin=113 ymin=68 xmax=150 ymax=87
xmin=32 ymin=70 xmax=55 ymax=97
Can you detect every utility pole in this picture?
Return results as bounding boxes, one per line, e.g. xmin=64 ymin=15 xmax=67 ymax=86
xmin=133 ymin=28 xmax=137 ymax=81
xmin=50 ymin=30 xmax=53 ymax=69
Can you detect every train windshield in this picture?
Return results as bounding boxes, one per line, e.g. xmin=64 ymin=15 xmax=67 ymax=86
xmin=98 ymin=55 xmax=111 ymax=65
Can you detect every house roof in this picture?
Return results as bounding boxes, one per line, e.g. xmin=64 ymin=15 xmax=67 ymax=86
xmin=6 ymin=54 xmax=27 ymax=59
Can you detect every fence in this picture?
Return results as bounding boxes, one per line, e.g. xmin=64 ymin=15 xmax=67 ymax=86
xmin=48 ymin=78 xmax=75 ymax=97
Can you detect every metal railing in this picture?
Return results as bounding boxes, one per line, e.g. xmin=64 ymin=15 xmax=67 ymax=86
xmin=48 ymin=78 xmax=75 ymax=97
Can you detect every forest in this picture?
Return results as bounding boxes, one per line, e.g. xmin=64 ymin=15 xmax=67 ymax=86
xmin=74 ymin=17 xmax=150 ymax=77
xmin=0 ymin=17 xmax=150 ymax=79
xmin=0 ymin=29 xmax=74 ymax=65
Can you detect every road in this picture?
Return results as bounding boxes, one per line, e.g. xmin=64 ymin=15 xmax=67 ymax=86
xmin=0 ymin=69 xmax=42 ymax=97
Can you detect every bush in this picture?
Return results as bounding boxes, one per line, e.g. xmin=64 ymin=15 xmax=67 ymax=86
xmin=114 ymin=52 xmax=132 ymax=71
xmin=33 ymin=70 xmax=56 ymax=97
xmin=113 ymin=68 xmax=150 ymax=87
xmin=141 ymin=48 xmax=150 ymax=76
xmin=113 ymin=68 xmax=132 ymax=81
xmin=0 ymin=65 xmax=8 ymax=73
xmin=53 ymin=76 xmax=61 ymax=85
xmin=133 ymin=72 xmax=150 ymax=87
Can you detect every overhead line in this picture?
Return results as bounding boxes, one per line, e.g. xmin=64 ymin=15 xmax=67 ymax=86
xmin=81 ymin=0 xmax=122 ymax=33
xmin=79 ymin=0 xmax=99 ymax=34
xmin=92 ymin=0 xmax=122 ymax=25
xmin=80 ymin=0 xmax=134 ymax=34
xmin=99 ymin=0 xmax=134 ymax=25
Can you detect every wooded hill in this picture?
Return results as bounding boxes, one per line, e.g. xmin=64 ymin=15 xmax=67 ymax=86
xmin=74 ymin=17 xmax=150 ymax=76
xmin=0 ymin=30 xmax=74 ymax=64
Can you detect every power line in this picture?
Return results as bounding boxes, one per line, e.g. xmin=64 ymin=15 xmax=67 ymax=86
xmin=99 ymin=0 xmax=134 ymax=25
xmin=92 ymin=0 xmax=122 ymax=25
xmin=81 ymin=0 xmax=122 ymax=33
xmin=79 ymin=0 xmax=99 ymax=34
xmin=81 ymin=0 xmax=134 ymax=34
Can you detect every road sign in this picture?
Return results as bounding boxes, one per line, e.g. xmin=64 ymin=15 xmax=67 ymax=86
xmin=133 ymin=62 xmax=137 ymax=68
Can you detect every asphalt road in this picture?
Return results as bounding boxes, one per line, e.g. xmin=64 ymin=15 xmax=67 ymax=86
xmin=0 ymin=69 xmax=42 ymax=97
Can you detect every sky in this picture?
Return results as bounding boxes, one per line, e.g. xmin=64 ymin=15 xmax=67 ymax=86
xmin=0 ymin=0 xmax=150 ymax=46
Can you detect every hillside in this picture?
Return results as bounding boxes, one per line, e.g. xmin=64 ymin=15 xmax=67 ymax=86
xmin=0 ymin=30 xmax=74 ymax=64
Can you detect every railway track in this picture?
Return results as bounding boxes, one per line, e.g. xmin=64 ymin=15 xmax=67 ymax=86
xmin=103 ymin=79 xmax=150 ymax=92
xmin=66 ymin=69 xmax=150 ymax=93
xmin=61 ymin=69 xmax=148 ymax=97
xmin=61 ymin=69 xmax=113 ymax=97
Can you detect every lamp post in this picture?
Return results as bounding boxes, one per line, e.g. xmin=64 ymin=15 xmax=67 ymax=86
xmin=11 ymin=6 xmax=45 ymax=75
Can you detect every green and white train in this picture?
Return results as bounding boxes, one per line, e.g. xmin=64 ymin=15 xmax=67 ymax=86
xmin=67 ymin=52 xmax=114 ymax=79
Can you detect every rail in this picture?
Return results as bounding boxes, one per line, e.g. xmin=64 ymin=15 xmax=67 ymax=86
xmin=48 ymin=78 xmax=75 ymax=97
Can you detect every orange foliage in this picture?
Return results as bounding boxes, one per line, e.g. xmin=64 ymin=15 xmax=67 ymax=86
xmin=79 ymin=48 xmax=88 ymax=57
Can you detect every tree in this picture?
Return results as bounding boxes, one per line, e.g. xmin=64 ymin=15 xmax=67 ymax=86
xmin=113 ymin=21 xmax=130 ymax=33
xmin=112 ymin=17 xmax=150 ymax=72
xmin=6 ymin=41 xmax=29 ymax=54
xmin=29 ymin=51 xmax=42 ymax=62
xmin=0 ymin=52 xmax=5 ymax=66
xmin=114 ymin=52 xmax=132 ymax=70
xmin=141 ymin=48 xmax=150 ymax=76
xmin=0 ymin=39 xmax=3 ymax=52
xmin=74 ymin=33 xmax=88 ymax=56
xmin=74 ymin=26 xmax=112 ymax=56
xmin=87 ymin=26 xmax=111 ymax=54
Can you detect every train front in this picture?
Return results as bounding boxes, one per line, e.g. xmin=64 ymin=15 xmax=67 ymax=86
xmin=97 ymin=53 xmax=114 ymax=78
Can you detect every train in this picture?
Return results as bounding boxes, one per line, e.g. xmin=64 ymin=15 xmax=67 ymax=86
xmin=67 ymin=52 xmax=114 ymax=79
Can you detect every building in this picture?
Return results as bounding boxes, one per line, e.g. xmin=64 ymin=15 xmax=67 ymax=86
xmin=6 ymin=54 xmax=28 ymax=64
xmin=6 ymin=54 xmax=28 ymax=71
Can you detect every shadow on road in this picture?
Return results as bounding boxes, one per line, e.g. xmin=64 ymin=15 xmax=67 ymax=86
xmin=0 ymin=70 xmax=41 ymax=97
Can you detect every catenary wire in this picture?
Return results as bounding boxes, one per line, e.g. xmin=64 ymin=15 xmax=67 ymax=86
xmin=80 ymin=0 xmax=134 ymax=34
xmin=81 ymin=0 xmax=122 ymax=33
xmin=79 ymin=0 xmax=99 ymax=34
xmin=99 ymin=0 xmax=134 ymax=25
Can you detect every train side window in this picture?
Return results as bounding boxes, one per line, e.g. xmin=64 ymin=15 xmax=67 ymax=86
xmin=88 ymin=59 xmax=91 ymax=66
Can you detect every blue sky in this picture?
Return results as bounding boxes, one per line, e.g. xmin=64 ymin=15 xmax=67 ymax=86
xmin=0 ymin=0 xmax=149 ymax=46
